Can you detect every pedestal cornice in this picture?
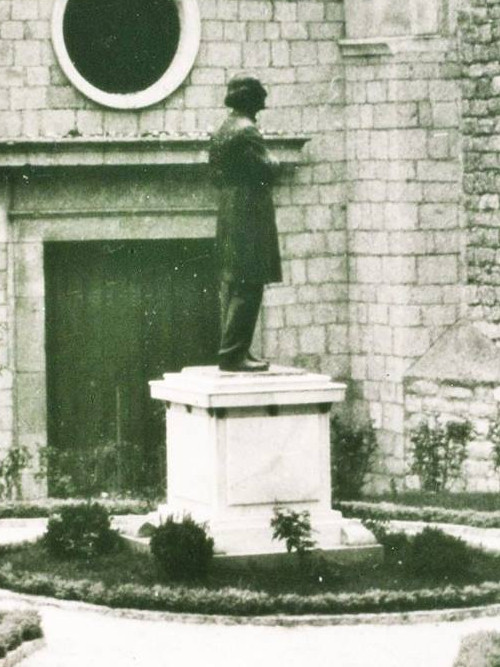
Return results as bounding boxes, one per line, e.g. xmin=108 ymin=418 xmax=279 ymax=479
xmin=149 ymin=365 xmax=347 ymax=409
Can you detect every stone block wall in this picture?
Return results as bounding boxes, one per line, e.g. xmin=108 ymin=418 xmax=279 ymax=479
xmin=460 ymin=0 xmax=500 ymax=343
xmin=0 ymin=0 xmax=349 ymax=381
xmin=0 ymin=0 xmax=351 ymax=496
xmin=1 ymin=0 xmax=499 ymax=497
xmin=342 ymin=6 xmax=468 ymax=492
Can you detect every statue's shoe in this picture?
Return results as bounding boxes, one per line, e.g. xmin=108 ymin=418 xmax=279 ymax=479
xmin=219 ymin=358 xmax=269 ymax=372
xmin=246 ymin=352 xmax=269 ymax=367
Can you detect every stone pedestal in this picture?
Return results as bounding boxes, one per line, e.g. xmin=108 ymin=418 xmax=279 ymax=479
xmin=150 ymin=366 xmax=372 ymax=557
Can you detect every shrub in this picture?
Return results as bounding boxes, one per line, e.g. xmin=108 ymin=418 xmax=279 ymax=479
xmin=453 ymin=631 xmax=500 ymax=667
xmin=150 ymin=515 xmax=214 ymax=581
xmin=43 ymin=502 xmax=120 ymax=560
xmin=410 ymin=418 xmax=473 ymax=493
xmin=0 ymin=446 xmax=31 ymax=500
xmin=330 ymin=415 xmax=378 ymax=500
xmin=270 ymin=507 xmax=316 ymax=556
xmin=408 ymin=527 xmax=472 ymax=580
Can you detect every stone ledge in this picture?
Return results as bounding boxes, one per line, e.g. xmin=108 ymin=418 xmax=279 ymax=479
xmin=339 ymin=38 xmax=395 ymax=57
xmin=0 ymin=134 xmax=310 ymax=169
xmin=339 ymin=35 xmax=454 ymax=58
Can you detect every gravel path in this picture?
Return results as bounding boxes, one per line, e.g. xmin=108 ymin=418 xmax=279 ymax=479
xmin=0 ymin=591 xmax=498 ymax=667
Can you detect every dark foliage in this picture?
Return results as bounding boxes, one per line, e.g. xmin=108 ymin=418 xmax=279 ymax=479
xmin=43 ymin=502 xmax=120 ymax=560
xmin=330 ymin=415 xmax=378 ymax=500
xmin=408 ymin=527 xmax=473 ymax=580
xmin=150 ymin=515 xmax=214 ymax=581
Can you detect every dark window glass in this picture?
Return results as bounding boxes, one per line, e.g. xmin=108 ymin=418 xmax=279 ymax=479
xmin=63 ymin=0 xmax=181 ymax=94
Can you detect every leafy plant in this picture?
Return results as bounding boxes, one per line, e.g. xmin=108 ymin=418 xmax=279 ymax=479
xmin=270 ymin=506 xmax=316 ymax=555
xmin=410 ymin=418 xmax=473 ymax=493
xmin=46 ymin=438 xmax=164 ymax=500
xmin=0 ymin=446 xmax=31 ymax=500
xmin=150 ymin=515 xmax=214 ymax=581
xmin=43 ymin=502 xmax=120 ymax=560
xmin=330 ymin=415 xmax=378 ymax=500
xmin=489 ymin=416 xmax=500 ymax=473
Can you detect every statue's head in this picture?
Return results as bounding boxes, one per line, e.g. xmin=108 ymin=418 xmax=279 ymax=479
xmin=224 ymin=75 xmax=267 ymax=115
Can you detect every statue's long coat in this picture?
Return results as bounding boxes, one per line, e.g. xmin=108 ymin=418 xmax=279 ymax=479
xmin=209 ymin=112 xmax=282 ymax=285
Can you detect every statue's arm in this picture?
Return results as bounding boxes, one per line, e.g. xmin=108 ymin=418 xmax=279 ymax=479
xmin=236 ymin=126 xmax=278 ymax=185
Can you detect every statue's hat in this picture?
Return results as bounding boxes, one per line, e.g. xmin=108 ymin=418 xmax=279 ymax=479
xmin=224 ymin=75 xmax=267 ymax=109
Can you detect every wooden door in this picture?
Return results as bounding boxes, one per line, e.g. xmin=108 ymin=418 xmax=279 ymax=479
xmin=44 ymin=239 xmax=219 ymax=497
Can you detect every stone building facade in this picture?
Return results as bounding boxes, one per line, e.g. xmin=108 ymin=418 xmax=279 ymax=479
xmin=0 ymin=0 xmax=498 ymax=497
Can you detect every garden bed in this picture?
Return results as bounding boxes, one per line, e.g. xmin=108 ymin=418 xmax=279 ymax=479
xmin=0 ymin=498 xmax=153 ymax=520
xmin=0 ymin=610 xmax=43 ymax=661
xmin=453 ymin=631 xmax=500 ymax=667
xmin=336 ymin=500 xmax=500 ymax=529
xmin=1 ymin=537 xmax=500 ymax=617
xmin=361 ymin=492 xmax=500 ymax=512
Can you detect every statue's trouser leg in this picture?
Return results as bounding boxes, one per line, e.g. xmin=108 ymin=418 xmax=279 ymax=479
xmin=218 ymin=281 xmax=263 ymax=365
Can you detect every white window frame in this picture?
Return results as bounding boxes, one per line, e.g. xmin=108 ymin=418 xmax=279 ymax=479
xmin=51 ymin=0 xmax=201 ymax=110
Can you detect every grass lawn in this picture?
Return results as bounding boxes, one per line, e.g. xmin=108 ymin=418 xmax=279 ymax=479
xmin=2 ymin=537 xmax=500 ymax=598
xmin=360 ymin=492 xmax=500 ymax=512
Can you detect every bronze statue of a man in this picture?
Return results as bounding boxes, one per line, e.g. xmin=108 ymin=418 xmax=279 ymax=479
xmin=209 ymin=76 xmax=282 ymax=372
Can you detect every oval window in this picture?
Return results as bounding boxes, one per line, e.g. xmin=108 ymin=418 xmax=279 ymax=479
xmin=52 ymin=0 xmax=200 ymax=109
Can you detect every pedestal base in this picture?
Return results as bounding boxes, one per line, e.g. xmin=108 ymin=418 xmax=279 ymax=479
xmin=156 ymin=504 xmax=347 ymax=555
xmin=125 ymin=510 xmax=380 ymax=563
xmin=149 ymin=365 xmax=377 ymax=559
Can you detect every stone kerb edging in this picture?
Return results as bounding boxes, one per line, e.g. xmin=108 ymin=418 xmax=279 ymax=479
xmin=0 ymin=639 xmax=45 ymax=667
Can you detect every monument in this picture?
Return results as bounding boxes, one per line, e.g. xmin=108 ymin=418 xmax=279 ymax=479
xmin=151 ymin=367 xmax=346 ymax=556
xmin=209 ymin=75 xmax=281 ymax=372
xmin=148 ymin=77 xmax=378 ymax=561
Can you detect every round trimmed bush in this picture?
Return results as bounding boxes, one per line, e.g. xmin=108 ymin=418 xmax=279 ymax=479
xmin=150 ymin=515 xmax=214 ymax=581
xmin=43 ymin=502 xmax=120 ymax=559
xmin=408 ymin=527 xmax=472 ymax=579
